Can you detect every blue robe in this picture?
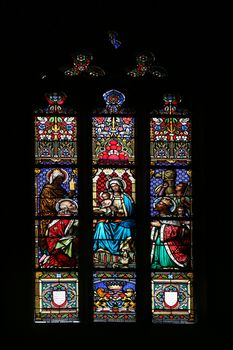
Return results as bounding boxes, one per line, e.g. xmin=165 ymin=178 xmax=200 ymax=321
xmin=93 ymin=193 xmax=135 ymax=255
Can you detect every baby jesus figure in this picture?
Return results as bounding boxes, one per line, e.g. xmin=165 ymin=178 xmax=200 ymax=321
xmin=94 ymin=191 xmax=116 ymax=216
xmin=99 ymin=191 xmax=114 ymax=215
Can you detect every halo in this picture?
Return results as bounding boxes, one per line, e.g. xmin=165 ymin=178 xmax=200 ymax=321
xmin=55 ymin=198 xmax=78 ymax=212
xmin=153 ymin=196 xmax=176 ymax=213
xmin=99 ymin=191 xmax=113 ymax=200
xmin=106 ymin=177 xmax=126 ymax=190
xmin=46 ymin=168 xmax=68 ymax=183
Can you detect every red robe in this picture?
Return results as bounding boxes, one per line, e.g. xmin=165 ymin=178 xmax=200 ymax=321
xmin=42 ymin=217 xmax=77 ymax=268
xmin=162 ymin=224 xmax=190 ymax=265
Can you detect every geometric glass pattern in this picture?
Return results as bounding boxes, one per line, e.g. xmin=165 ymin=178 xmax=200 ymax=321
xmin=35 ymin=271 xmax=79 ymax=323
xmin=151 ymin=272 xmax=194 ymax=323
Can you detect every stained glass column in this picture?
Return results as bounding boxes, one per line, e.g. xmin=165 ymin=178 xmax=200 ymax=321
xmin=34 ymin=92 xmax=80 ymax=323
xmin=92 ymin=90 xmax=137 ymax=322
xmin=149 ymin=94 xmax=195 ymax=323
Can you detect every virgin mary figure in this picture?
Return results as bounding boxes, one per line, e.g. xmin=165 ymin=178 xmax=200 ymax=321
xmin=93 ymin=177 xmax=135 ymax=255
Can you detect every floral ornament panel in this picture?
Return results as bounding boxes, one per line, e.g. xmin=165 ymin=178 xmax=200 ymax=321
xmin=150 ymin=117 xmax=191 ymax=165
xmin=150 ymin=94 xmax=192 ymax=165
xmin=150 ymin=117 xmax=191 ymax=142
xmin=64 ymin=52 xmax=105 ymax=77
xmin=34 ymin=92 xmax=77 ymax=164
xmin=92 ymin=115 xmax=135 ymax=166
xmin=35 ymin=116 xmax=77 ymax=142
xmin=127 ymin=51 xmax=168 ymax=78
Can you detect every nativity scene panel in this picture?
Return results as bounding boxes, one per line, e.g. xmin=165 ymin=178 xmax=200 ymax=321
xmin=92 ymin=168 xmax=136 ymax=269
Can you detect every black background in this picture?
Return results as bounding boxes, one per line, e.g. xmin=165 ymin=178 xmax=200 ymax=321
xmin=2 ymin=0 xmax=230 ymax=347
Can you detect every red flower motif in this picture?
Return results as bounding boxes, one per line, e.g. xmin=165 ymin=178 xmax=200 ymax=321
xmin=95 ymin=117 xmax=105 ymax=124
xmin=123 ymin=117 xmax=132 ymax=124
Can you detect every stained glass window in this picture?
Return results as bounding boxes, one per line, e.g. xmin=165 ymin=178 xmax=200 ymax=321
xmin=33 ymin=89 xmax=196 ymax=325
xmin=34 ymin=93 xmax=79 ymax=323
xmin=92 ymin=90 xmax=137 ymax=322
xmin=150 ymin=94 xmax=195 ymax=323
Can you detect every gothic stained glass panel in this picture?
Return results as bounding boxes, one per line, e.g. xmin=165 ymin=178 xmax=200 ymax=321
xmin=35 ymin=218 xmax=79 ymax=269
xmin=150 ymin=94 xmax=195 ymax=324
xmin=150 ymin=117 xmax=191 ymax=141
xmin=34 ymin=92 xmax=77 ymax=164
xmin=92 ymin=115 xmax=135 ymax=165
xmin=150 ymin=139 xmax=191 ymax=165
xmin=150 ymin=94 xmax=192 ymax=166
xmin=150 ymin=167 xmax=192 ymax=218
xmin=35 ymin=271 xmax=79 ymax=323
xmin=93 ymin=271 xmax=136 ymax=322
xmin=92 ymin=167 xmax=136 ymax=215
xmin=35 ymin=167 xmax=78 ymax=216
xmin=92 ymin=166 xmax=136 ymax=266
xmin=92 ymin=90 xmax=137 ymax=323
xmin=93 ymin=219 xmax=136 ymax=269
xmin=34 ymin=92 xmax=80 ymax=324
xmin=150 ymin=220 xmax=193 ymax=270
xmin=151 ymin=272 xmax=194 ymax=324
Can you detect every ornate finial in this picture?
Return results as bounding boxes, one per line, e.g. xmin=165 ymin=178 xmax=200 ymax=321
xmin=64 ymin=51 xmax=105 ymax=77
xmin=103 ymin=89 xmax=125 ymax=113
xmin=150 ymin=93 xmax=189 ymax=116
xmin=163 ymin=94 xmax=182 ymax=105
xmin=163 ymin=94 xmax=182 ymax=114
xmin=44 ymin=92 xmax=67 ymax=113
xmin=45 ymin=92 xmax=67 ymax=105
xmin=127 ymin=51 xmax=168 ymax=78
